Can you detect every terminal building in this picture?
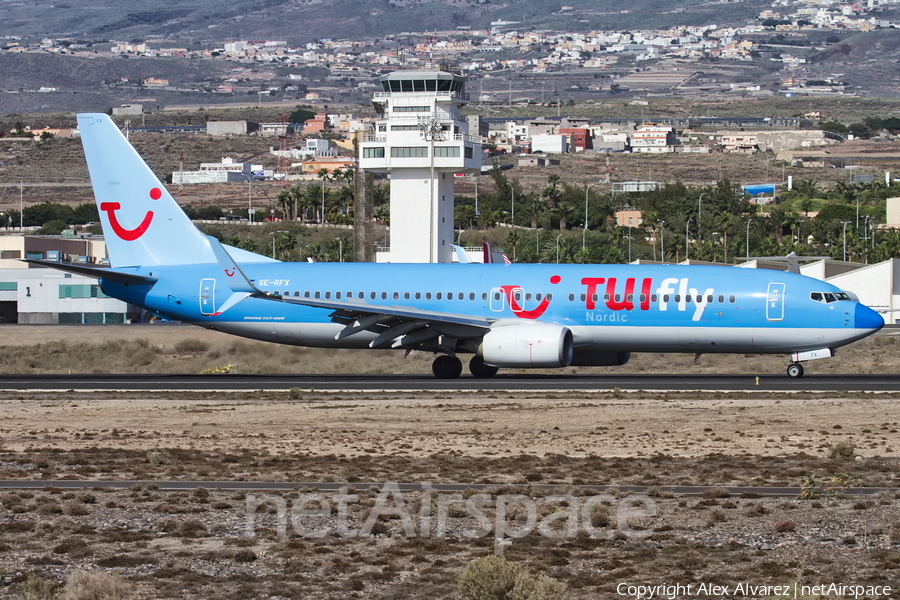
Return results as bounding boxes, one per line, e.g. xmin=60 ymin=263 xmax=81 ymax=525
xmin=359 ymin=68 xmax=482 ymax=263
xmin=0 ymin=235 xmax=139 ymax=324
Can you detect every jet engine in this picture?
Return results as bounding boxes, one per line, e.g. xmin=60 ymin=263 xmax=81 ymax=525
xmin=478 ymin=323 xmax=574 ymax=368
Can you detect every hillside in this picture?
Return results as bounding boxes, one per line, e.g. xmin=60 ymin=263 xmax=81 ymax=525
xmin=1 ymin=0 xmax=772 ymax=42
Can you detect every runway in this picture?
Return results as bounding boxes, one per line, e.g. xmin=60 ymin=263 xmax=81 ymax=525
xmin=0 ymin=373 xmax=899 ymax=392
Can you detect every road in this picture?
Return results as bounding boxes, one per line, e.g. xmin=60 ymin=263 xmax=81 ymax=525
xmin=0 ymin=373 xmax=899 ymax=392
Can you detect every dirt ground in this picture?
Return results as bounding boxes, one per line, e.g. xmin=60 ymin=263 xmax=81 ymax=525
xmin=1 ymin=326 xmax=900 ymax=599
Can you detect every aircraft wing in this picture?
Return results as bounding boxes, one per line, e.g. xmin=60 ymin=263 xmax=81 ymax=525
xmin=280 ymin=295 xmax=491 ymax=328
xmin=280 ymin=295 xmax=491 ymax=348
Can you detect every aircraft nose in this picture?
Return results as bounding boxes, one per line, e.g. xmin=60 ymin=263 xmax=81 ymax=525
xmin=855 ymin=303 xmax=884 ymax=331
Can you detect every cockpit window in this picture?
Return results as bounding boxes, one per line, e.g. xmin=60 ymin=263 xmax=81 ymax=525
xmin=811 ymin=291 xmax=852 ymax=303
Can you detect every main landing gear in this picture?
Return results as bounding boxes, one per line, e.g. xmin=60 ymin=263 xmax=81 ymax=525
xmin=431 ymin=355 xmax=499 ymax=379
xmin=432 ymin=355 xmax=462 ymax=379
xmin=786 ymin=363 xmax=805 ymax=378
xmin=469 ymin=355 xmax=499 ymax=379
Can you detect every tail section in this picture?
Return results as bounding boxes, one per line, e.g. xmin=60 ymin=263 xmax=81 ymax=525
xmin=77 ymin=113 xmax=208 ymax=268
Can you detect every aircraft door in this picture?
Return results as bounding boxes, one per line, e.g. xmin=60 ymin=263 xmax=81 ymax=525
xmin=766 ymin=282 xmax=785 ymax=321
xmin=200 ymin=278 xmax=216 ymax=315
xmin=490 ymin=287 xmax=506 ymax=312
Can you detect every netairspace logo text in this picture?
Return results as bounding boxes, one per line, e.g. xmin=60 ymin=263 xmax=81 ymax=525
xmin=617 ymin=582 xmax=893 ymax=600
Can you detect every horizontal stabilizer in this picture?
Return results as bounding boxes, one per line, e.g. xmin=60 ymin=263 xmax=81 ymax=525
xmin=21 ymin=259 xmax=158 ymax=285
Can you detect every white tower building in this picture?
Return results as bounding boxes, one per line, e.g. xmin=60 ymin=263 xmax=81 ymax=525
xmin=359 ymin=69 xmax=482 ymax=263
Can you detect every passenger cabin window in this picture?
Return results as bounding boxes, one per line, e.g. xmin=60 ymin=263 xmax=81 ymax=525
xmin=729 ymin=295 xmax=736 ymax=303
xmin=426 ymin=292 xmax=432 ymax=300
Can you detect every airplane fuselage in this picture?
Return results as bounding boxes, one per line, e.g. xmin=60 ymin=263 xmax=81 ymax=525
xmin=100 ymin=261 xmax=879 ymax=358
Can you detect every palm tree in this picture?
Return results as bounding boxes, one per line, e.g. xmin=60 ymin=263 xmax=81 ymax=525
xmin=554 ymin=200 xmax=579 ymax=231
xmin=519 ymin=197 xmax=547 ymax=230
xmin=506 ymin=230 xmax=520 ymax=263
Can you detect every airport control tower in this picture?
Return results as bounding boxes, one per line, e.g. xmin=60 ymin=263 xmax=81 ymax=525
xmin=359 ymin=68 xmax=482 ymax=263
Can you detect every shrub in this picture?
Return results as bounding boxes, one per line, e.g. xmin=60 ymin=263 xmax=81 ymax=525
xmin=174 ymin=339 xmax=210 ymax=353
xmin=20 ymin=573 xmax=58 ymax=600
xmin=289 ymin=387 xmax=303 ymax=399
xmin=60 ymin=571 xmax=130 ymax=600
xmin=701 ymin=487 xmax=731 ymax=499
xmin=457 ymin=556 xmax=518 ymax=600
xmin=828 ymin=442 xmax=856 ymax=460
xmin=510 ymin=572 xmax=569 ymax=600
xmin=457 ymin=556 xmax=569 ymax=600
xmin=774 ymin=520 xmax=797 ymax=533
xmin=233 ymin=549 xmax=257 ymax=563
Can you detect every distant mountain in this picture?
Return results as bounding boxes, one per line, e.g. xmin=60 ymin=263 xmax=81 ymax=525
xmin=2 ymin=0 xmax=772 ymax=42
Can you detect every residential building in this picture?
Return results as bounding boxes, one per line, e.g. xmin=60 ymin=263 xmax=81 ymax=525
xmin=630 ymin=123 xmax=677 ymax=153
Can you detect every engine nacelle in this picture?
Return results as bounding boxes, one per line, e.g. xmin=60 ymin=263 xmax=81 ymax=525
xmin=478 ymin=323 xmax=574 ymax=368
xmin=570 ymin=350 xmax=631 ymax=367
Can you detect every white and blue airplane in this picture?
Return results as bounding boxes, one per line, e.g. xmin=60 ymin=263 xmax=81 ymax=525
xmin=31 ymin=113 xmax=884 ymax=378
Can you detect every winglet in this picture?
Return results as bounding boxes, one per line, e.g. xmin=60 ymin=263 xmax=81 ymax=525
xmin=452 ymin=245 xmax=472 ymax=264
xmin=786 ymin=251 xmax=800 ymax=274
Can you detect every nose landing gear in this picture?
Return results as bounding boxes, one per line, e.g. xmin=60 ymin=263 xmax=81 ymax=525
xmin=786 ymin=363 xmax=804 ymax=378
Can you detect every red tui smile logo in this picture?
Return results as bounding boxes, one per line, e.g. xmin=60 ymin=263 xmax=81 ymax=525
xmin=100 ymin=187 xmax=161 ymax=241
xmin=501 ymin=275 xmax=561 ymax=319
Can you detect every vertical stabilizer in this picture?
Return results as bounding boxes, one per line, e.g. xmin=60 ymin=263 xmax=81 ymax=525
xmin=77 ymin=113 xmax=208 ymax=268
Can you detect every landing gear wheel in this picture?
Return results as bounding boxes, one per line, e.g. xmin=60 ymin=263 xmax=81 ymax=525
xmin=432 ymin=355 xmax=463 ymax=379
xmin=469 ymin=356 xmax=499 ymax=379
xmin=786 ymin=363 xmax=804 ymax=378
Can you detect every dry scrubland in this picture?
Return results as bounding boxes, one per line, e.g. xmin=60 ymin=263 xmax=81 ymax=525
xmin=0 ymin=323 xmax=898 ymax=376
xmin=1 ymin=326 xmax=900 ymax=598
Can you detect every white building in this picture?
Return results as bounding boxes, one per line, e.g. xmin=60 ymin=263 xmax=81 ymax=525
xmin=531 ymin=134 xmax=568 ymax=154
xmin=359 ymin=69 xmax=482 ymax=263
xmin=0 ymin=235 xmax=139 ymax=324
xmin=630 ymin=123 xmax=677 ymax=153
xmin=172 ymin=157 xmax=253 ymax=185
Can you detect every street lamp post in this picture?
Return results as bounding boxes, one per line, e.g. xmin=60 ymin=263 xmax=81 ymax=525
xmin=239 ymin=174 xmax=253 ymax=224
xmin=657 ymin=220 xmax=665 ymax=262
xmin=627 ymin=226 xmax=632 ymax=263
xmin=335 ymin=237 xmax=343 ymax=263
xmin=556 ymin=233 xmax=563 ymax=264
xmin=270 ymin=230 xmax=287 ymax=259
xmin=697 ymin=192 xmax=707 ymax=240
xmin=840 ymin=221 xmax=851 ymax=261
xmin=685 ymin=218 xmax=692 ymax=261
xmin=506 ymin=182 xmax=515 ymax=225
xmin=797 ymin=219 xmax=806 ymax=247
xmin=745 ymin=218 xmax=752 ymax=259
xmin=473 ymin=177 xmax=479 ymax=217
xmin=583 ymin=184 xmax=592 ymax=252
xmin=19 ymin=180 xmax=24 ymax=230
